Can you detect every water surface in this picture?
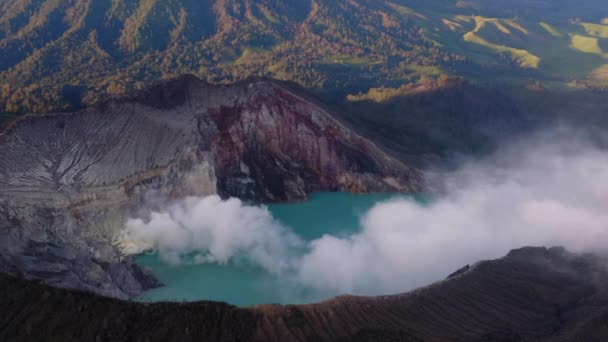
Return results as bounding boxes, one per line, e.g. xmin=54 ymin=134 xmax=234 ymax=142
xmin=136 ymin=192 xmax=410 ymax=306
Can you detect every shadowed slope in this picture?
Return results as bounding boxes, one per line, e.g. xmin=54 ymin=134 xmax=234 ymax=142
xmin=1 ymin=247 xmax=607 ymax=341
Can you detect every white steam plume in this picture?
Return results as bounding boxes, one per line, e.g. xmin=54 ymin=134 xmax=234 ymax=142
xmin=297 ymin=134 xmax=608 ymax=294
xmin=118 ymin=130 xmax=608 ymax=297
xmin=117 ymin=196 xmax=302 ymax=274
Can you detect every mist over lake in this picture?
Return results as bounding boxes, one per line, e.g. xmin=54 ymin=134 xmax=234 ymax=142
xmin=135 ymin=193 xmax=403 ymax=305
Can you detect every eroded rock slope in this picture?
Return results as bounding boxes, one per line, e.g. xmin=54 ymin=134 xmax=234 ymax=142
xmin=0 ymin=75 xmax=421 ymax=298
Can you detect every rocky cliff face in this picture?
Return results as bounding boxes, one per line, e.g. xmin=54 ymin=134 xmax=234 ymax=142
xmin=2 ymin=247 xmax=608 ymax=341
xmin=0 ymin=75 xmax=421 ymax=299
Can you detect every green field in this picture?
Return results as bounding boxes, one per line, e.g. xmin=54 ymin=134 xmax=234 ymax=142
xmin=234 ymin=47 xmax=271 ymax=65
xmin=540 ymin=22 xmax=562 ymax=37
xmin=320 ymin=55 xmax=378 ymax=67
xmin=571 ymin=34 xmax=603 ymax=54
xmin=581 ymin=22 xmax=608 ymax=38
xmin=427 ymin=13 xmax=608 ymax=80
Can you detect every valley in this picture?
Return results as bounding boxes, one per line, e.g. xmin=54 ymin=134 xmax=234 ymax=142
xmin=1 ymin=0 xmax=607 ymax=114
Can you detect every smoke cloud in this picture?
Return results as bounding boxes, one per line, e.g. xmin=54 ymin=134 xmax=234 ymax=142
xmin=118 ymin=130 xmax=608 ymax=298
xmin=117 ymin=196 xmax=302 ymax=274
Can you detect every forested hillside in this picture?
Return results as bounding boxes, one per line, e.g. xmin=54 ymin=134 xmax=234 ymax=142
xmin=0 ymin=0 xmax=606 ymax=114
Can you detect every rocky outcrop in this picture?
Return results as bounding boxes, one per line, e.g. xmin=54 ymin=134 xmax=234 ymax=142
xmin=0 ymin=75 xmax=421 ymax=298
xmin=2 ymin=247 xmax=608 ymax=341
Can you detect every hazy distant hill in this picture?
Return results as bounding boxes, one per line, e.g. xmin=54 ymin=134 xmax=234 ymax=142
xmin=0 ymin=0 xmax=606 ymax=113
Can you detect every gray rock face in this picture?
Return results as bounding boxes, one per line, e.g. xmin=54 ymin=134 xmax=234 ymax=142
xmin=0 ymin=75 xmax=421 ymax=298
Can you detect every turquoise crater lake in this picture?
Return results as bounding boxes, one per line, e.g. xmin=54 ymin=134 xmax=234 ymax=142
xmin=135 ymin=192 xmax=414 ymax=306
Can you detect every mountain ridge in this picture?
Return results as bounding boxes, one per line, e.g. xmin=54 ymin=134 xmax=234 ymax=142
xmin=2 ymin=246 xmax=608 ymax=341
